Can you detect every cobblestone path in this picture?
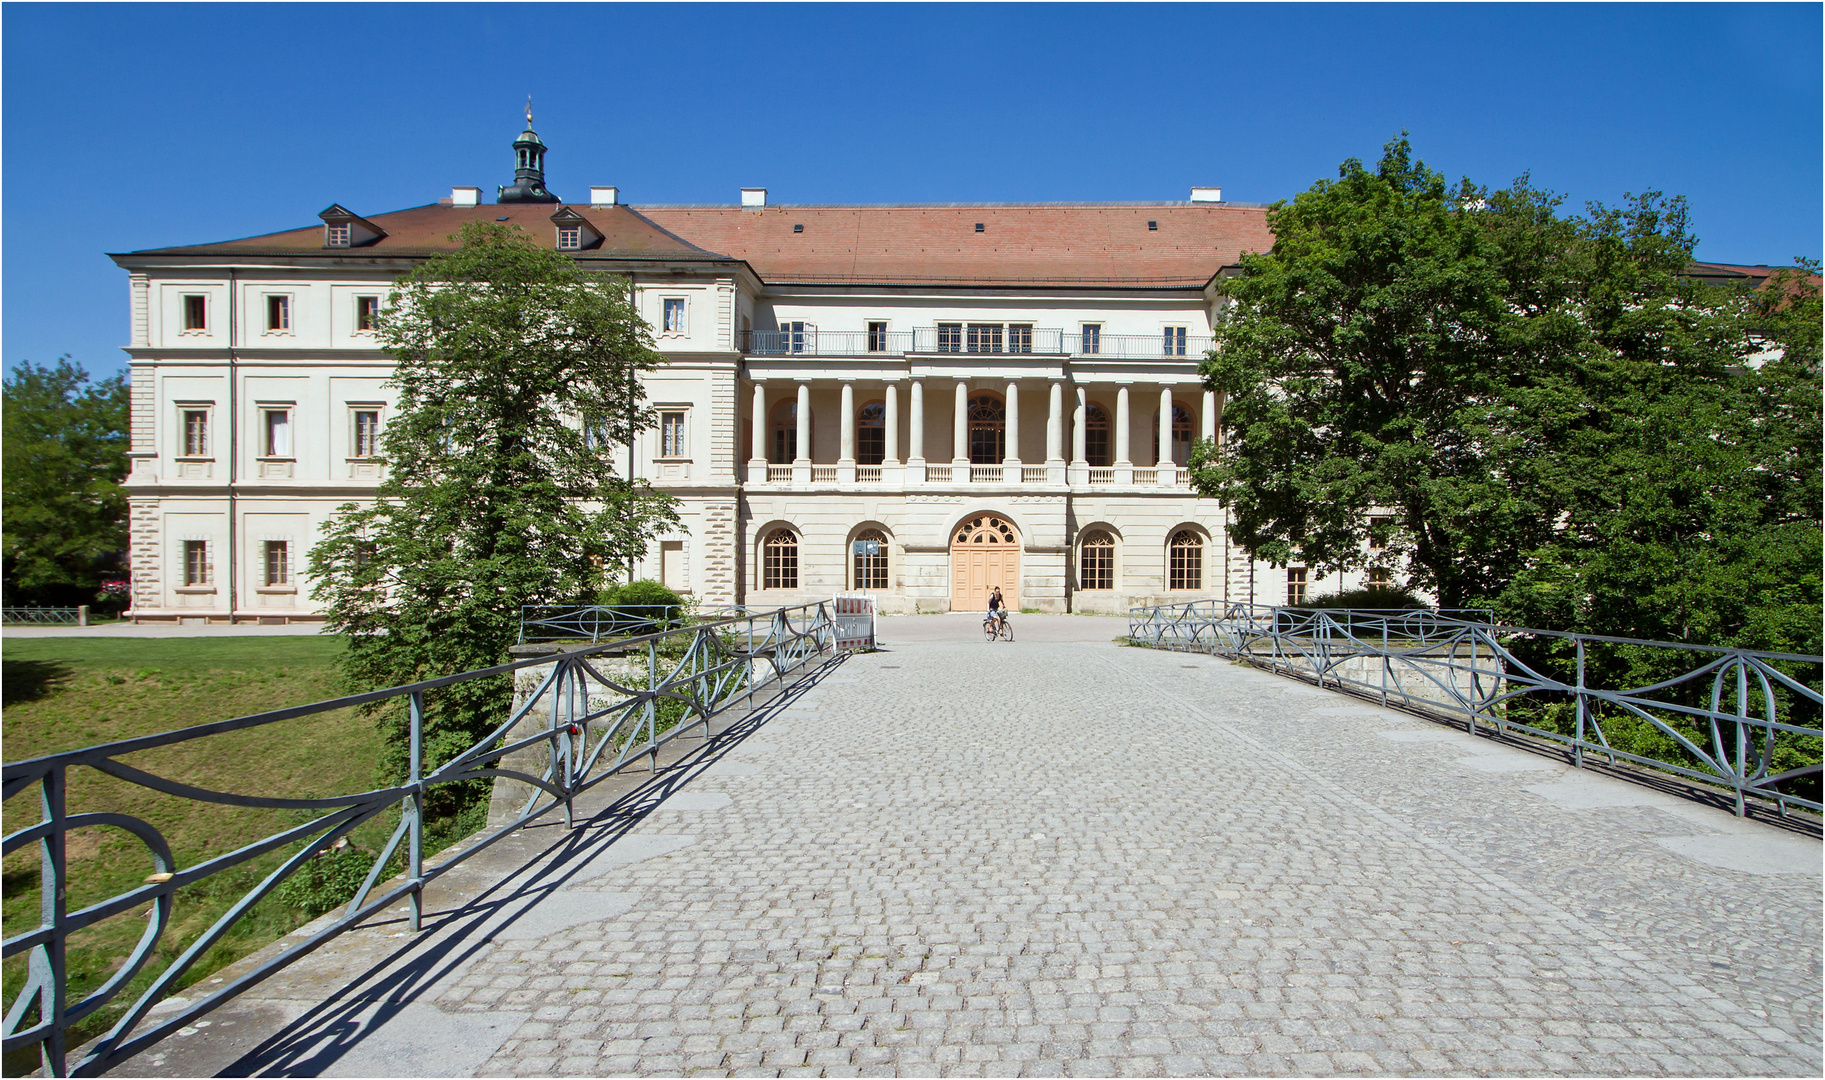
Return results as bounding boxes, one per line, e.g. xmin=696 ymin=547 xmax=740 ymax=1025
xmin=129 ymin=616 xmax=1822 ymax=1077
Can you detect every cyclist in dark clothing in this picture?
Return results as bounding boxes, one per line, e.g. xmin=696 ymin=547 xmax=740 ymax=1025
xmin=987 ymin=587 xmax=1007 ymax=629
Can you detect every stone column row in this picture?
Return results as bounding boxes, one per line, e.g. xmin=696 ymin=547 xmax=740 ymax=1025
xmin=744 ymin=379 xmax=1218 ymax=470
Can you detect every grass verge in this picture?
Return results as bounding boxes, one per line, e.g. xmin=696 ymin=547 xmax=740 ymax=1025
xmin=1 ymin=635 xmax=389 ymax=1074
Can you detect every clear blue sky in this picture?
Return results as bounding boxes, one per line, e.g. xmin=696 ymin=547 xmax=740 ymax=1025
xmin=4 ymin=2 xmax=1819 ymax=379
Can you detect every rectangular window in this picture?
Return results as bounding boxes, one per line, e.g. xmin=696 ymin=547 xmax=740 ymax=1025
xmin=1368 ymin=515 xmax=1393 ymax=550
xmin=1081 ymin=324 xmax=1102 ymax=355
xmin=266 ymin=295 xmax=291 ymax=332
xmin=557 ymin=225 xmax=582 ymax=251
xmin=182 ymin=294 xmax=208 ymax=331
xmin=663 ymin=298 xmax=686 ymax=333
xmin=264 ymin=541 xmax=292 ymax=587
xmin=326 ymin=222 xmax=351 ymax=248
xmin=182 ymin=408 xmax=210 ymax=457
xmin=1287 ymin=567 xmax=1308 ymax=605
xmin=937 ymin=323 xmax=963 ymax=353
xmin=780 ymin=320 xmax=807 ymax=354
xmin=867 ymin=321 xmax=888 ymax=352
xmin=183 ymin=540 xmax=209 ymax=586
xmin=356 ymin=295 xmax=380 ymax=332
xmin=660 ymin=411 xmax=686 ymax=458
xmin=1163 ymin=326 xmax=1188 ymax=356
xmin=262 ymin=408 xmax=292 ymax=457
xmin=967 ymin=323 xmax=1003 ymax=354
xmin=1367 ymin=567 xmax=1391 ymax=588
xmin=1006 ymin=324 xmax=1033 ymax=354
xmin=352 ymin=409 xmax=381 ymax=458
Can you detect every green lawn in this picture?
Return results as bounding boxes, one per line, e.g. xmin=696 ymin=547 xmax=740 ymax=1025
xmin=2 ymin=635 xmax=391 ymax=1071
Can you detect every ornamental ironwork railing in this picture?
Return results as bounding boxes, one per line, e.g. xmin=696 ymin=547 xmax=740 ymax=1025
xmin=3 ymin=601 xmax=849 ymax=1077
xmin=518 ymin=604 xmax=762 ymax=644
xmin=2 ymin=607 xmax=87 ymax=626
xmin=1128 ymin=600 xmax=1823 ymax=817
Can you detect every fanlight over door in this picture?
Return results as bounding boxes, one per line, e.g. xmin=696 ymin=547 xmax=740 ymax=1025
xmin=949 ymin=514 xmax=1019 ymax=612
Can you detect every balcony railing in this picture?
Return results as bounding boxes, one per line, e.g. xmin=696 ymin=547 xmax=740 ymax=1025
xmin=1087 ymin=467 xmax=1115 ymax=484
xmin=743 ymin=328 xmax=1214 ymax=360
xmin=855 ymin=465 xmax=883 ymax=482
xmin=970 ymin=466 xmax=1003 ymax=483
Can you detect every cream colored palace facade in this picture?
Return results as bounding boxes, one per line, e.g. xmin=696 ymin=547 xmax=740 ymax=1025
xmin=113 ymin=129 xmax=1375 ymax=622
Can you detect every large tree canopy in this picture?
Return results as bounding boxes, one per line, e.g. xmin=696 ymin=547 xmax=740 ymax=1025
xmin=309 ymin=221 xmax=679 ymax=810
xmin=2 ymin=356 xmax=128 ymax=605
xmin=1191 ymin=137 xmax=1821 ymax=652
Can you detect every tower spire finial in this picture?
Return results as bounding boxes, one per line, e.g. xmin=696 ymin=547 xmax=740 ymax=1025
xmin=526 ymin=96 xmax=534 ymax=127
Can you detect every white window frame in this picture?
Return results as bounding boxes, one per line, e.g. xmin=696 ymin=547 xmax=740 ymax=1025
xmin=557 ymin=225 xmax=582 ymax=251
xmin=180 ymin=293 xmax=209 ymax=335
xmin=865 ymin=319 xmax=890 ymax=353
xmin=325 ymin=222 xmax=352 ymax=248
xmin=261 ymin=539 xmax=295 ymax=590
xmin=177 ymin=403 xmax=213 ymax=459
xmin=1080 ymin=323 xmax=1102 ymax=356
xmin=258 ymin=403 xmax=295 ymax=459
xmin=263 ymin=293 xmax=293 ymax=335
xmin=349 ymin=405 xmax=384 ymax=459
xmin=355 ymin=295 xmax=381 ymax=334
xmin=661 ymin=297 xmax=688 ymax=335
xmin=179 ymin=538 xmax=213 ymax=590
xmin=657 ymin=409 xmax=689 ymax=459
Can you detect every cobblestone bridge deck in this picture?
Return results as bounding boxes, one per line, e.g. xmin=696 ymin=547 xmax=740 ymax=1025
xmin=123 ymin=615 xmax=1821 ymax=1078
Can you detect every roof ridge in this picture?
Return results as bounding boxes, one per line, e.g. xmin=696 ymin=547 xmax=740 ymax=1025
xmin=636 ymin=201 xmax=1274 ymax=210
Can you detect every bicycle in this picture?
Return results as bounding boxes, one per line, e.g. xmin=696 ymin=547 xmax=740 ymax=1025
xmin=982 ymin=610 xmax=1014 ymax=642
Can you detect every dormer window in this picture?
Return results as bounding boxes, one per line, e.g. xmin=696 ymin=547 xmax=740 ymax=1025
xmin=317 ymin=204 xmax=387 ymax=249
xmin=557 ymin=225 xmax=582 ymax=250
xmin=326 ymin=222 xmax=351 ymax=248
xmin=548 ymin=207 xmax=602 ymax=251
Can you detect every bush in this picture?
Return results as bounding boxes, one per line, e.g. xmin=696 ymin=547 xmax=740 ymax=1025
xmin=275 ymin=837 xmax=391 ymax=917
xmin=1289 ymin=585 xmax=1428 ymax=611
xmin=598 ymin=579 xmax=686 ymax=634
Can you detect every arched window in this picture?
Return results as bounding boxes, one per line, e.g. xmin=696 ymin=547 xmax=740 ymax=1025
xmin=1085 ymin=403 xmax=1111 ymax=467
xmin=968 ymin=393 xmax=1004 ymax=464
xmin=1168 ymin=529 xmax=1203 ymax=591
xmin=1079 ymin=530 xmax=1115 ymax=590
xmin=1153 ymin=405 xmax=1195 ymax=464
xmin=762 ymin=529 xmax=798 ymax=589
xmin=770 ymin=400 xmax=798 ymax=464
xmin=852 ymin=528 xmax=888 ymax=590
xmin=857 ymin=401 xmax=886 ymax=466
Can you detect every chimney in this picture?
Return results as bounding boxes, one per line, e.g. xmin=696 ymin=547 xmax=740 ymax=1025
xmin=450 ymin=186 xmax=481 ymax=207
xmin=740 ymin=187 xmax=767 ymax=208
xmin=590 ymin=186 xmax=619 ymax=206
xmin=1189 ymin=186 xmax=1222 ymax=203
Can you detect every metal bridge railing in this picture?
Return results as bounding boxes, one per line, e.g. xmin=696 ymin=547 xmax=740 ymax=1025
xmin=518 ymin=604 xmax=764 ymax=643
xmin=3 ymin=601 xmax=852 ymax=1077
xmin=1129 ymin=600 xmax=1823 ymax=818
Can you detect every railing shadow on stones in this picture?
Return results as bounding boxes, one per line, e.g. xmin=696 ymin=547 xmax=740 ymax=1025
xmin=1128 ymin=600 xmax=1823 ymax=820
xmin=2 ymin=601 xmax=848 ymax=1077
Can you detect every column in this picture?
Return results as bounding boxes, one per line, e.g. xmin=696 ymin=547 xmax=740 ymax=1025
xmin=1046 ymin=381 xmax=1064 ymax=464
xmin=1072 ymin=385 xmax=1087 ymax=464
xmin=1202 ymin=389 xmax=1219 ymax=443
xmin=839 ymin=381 xmax=856 ymax=463
xmin=884 ymin=381 xmax=901 ymax=465
xmin=953 ymin=380 xmax=969 ymax=465
xmin=1158 ymin=385 xmax=1174 ymax=467
xmin=1114 ymin=385 xmax=1131 ymax=465
xmin=838 ymin=380 xmax=856 ymax=484
xmin=749 ymin=380 xmax=766 ymax=465
xmin=794 ymin=382 xmax=811 ymax=470
xmin=1003 ymin=380 xmax=1021 ymax=468
xmin=908 ymin=379 xmax=925 ymax=466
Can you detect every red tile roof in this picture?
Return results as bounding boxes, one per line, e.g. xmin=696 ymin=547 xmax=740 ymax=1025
xmin=638 ymin=203 xmax=1273 ymax=287
xmin=128 ymin=203 xmax=724 ymax=260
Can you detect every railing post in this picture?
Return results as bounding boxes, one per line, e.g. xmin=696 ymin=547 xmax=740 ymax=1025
xmin=39 ymin=766 xmax=68 ymax=1077
xmin=1573 ymin=640 xmax=1586 ymax=770
xmin=1734 ymin=658 xmax=1749 ymax=817
xmin=407 ymin=691 xmax=424 ymax=931
xmin=647 ymin=638 xmax=659 ymax=773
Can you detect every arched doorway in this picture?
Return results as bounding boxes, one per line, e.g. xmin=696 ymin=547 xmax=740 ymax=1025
xmin=950 ymin=514 xmax=1019 ymax=611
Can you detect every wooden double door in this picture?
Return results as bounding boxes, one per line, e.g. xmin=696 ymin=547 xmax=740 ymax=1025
xmin=950 ymin=514 xmax=1020 ymax=611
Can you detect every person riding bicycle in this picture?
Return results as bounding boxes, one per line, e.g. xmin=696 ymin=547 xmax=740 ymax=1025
xmin=986 ymin=586 xmax=1008 ymax=630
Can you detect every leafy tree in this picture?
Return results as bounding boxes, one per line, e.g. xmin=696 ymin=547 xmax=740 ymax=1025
xmin=309 ymin=221 xmax=679 ymax=820
xmin=2 ymin=356 xmax=129 ymax=605
xmin=1190 ymin=136 xmax=1821 ymax=650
